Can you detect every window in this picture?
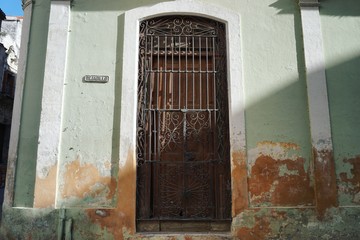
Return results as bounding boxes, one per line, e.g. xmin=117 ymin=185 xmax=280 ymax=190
xmin=136 ymin=16 xmax=231 ymax=232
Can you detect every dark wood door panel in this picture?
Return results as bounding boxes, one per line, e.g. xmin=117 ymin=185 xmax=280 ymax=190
xmin=137 ymin=16 xmax=231 ymax=232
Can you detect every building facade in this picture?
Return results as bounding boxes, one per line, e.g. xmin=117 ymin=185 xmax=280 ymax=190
xmin=0 ymin=10 xmax=21 ymax=209
xmin=1 ymin=0 xmax=360 ymax=239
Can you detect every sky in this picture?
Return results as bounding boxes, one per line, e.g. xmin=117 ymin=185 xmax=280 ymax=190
xmin=0 ymin=0 xmax=23 ymax=16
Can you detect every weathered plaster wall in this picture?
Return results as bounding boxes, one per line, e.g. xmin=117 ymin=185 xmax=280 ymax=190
xmin=59 ymin=0 xmax=311 ymax=210
xmin=2 ymin=0 xmax=360 ymax=239
xmin=57 ymin=0 xmax=129 ymax=208
xmin=320 ymin=0 xmax=360 ymax=206
xmin=204 ymin=0 xmax=313 ymax=208
xmin=241 ymin=1 xmax=312 ymax=208
xmin=0 ymin=17 xmax=23 ymax=59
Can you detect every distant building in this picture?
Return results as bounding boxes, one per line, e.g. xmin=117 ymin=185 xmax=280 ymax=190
xmin=0 ymin=9 xmax=5 ymax=29
xmin=0 ymin=10 xmax=21 ymax=207
xmin=0 ymin=15 xmax=22 ymax=72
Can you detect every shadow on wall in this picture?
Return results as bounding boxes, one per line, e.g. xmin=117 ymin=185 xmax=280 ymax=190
xmin=270 ymin=0 xmax=360 ymax=206
xmin=71 ymin=0 xmax=175 ymax=12
xmin=326 ymin=55 xmax=360 ymax=156
xmin=270 ymin=0 xmax=360 ymax=16
xmin=326 ymin=55 xmax=360 ymax=206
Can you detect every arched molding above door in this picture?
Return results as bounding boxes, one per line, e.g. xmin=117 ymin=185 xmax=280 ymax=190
xmin=121 ymin=0 xmax=245 ymax=158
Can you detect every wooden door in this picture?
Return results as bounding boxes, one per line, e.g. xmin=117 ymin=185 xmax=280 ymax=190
xmin=136 ymin=16 xmax=231 ymax=232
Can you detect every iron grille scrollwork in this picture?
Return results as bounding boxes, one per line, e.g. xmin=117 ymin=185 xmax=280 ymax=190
xmin=136 ymin=16 xmax=231 ymax=231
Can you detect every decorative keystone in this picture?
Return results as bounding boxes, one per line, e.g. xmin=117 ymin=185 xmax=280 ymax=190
xmin=299 ymin=0 xmax=320 ymax=7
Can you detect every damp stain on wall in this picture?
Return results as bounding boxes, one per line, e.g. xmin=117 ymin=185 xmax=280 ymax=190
xmin=248 ymin=141 xmax=314 ymax=207
xmin=61 ymin=157 xmax=117 ymax=206
xmin=231 ymin=150 xmax=248 ymax=215
xmin=85 ymin=149 xmax=136 ymax=239
xmin=34 ymin=164 xmax=58 ymax=208
xmin=339 ymin=156 xmax=360 ymax=204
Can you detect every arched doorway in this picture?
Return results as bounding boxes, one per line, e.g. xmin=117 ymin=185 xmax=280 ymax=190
xmin=136 ymin=16 xmax=231 ymax=232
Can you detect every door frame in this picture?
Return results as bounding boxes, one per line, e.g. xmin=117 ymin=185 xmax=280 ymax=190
xmin=120 ymin=0 xmax=247 ymax=231
xmin=136 ymin=15 xmax=232 ymax=229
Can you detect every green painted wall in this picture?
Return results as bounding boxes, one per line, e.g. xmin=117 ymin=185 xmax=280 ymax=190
xmin=13 ymin=0 xmax=50 ymax=207
xmin=238 ymin=0 xmax=311 ymax=162
xmin=58 ymin=0 xmax=312 ymax=207
xmin=205 ymin=0 xmax=312 ymax=207
xmin=321 ymin=0 xmax=360 ymax=206
xmin=202 ymin=0 xmax=311 ymax=159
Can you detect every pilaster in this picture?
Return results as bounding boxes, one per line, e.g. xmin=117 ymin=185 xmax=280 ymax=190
xmin=299 ymin=0 xmax=338 ymax=218
xmin=4 ymin=0 xmax=34 ymax=207
xmin=33 ymin=0 xmax=71 ymax=208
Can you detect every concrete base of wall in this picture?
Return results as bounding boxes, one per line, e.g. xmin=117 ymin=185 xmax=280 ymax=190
xmin=1 ymin=207 xmax=360 ymax=239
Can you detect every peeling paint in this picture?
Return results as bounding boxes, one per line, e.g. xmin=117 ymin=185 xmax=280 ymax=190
xmin=3 ymin=0 xmax=360 ymax=239
xmin=248 ymin=141 xmax=301 ymax=169
xmin=278 ymin=164 xmax=299 ymax=177
xmin=247 ymin=142 xmax=314 ymax=207
xmin=34 ymin=164 xmax=57 ymax=208
xmin=249 ymin=155 xmax=314 ymax=206
xmin=231 ymin=151 xmax=248 ymax=215
xmin=313 ymin=148 xmax=338 ymax=218
xmin=61 ymin=158 xmax=117 ymax=206
xmin=232 ymin=208 xmax=360 ymax=240
xmin=339 ymin=156 xmax=360 ymax=204
xmin=236 ymin=215 xmax=271 ymax=240
xmin=86 ymin=148 xmax=136 ymax=239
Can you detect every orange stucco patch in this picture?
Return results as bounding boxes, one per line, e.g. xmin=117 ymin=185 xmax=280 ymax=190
xmin=249 ymin=155 xmax=314 ymax=206
xmin=86 ymin=149 xmax=136 ymax=239
xmin=34 ymin=164 xmax=57 ymax=208
xmin=340 ymin=156 xmax=360 ymax=203
xmin=62 ymin=159 xmax=116 ymax=201
xmin=313 ymin=148 xmax=338 ymax=218
xmin=232 ymin=150 xmax=248 ymax=215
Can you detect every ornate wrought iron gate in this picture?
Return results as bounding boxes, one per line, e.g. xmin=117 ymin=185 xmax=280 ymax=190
xmin=136 ymin=16 xmax=231 ymax=232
